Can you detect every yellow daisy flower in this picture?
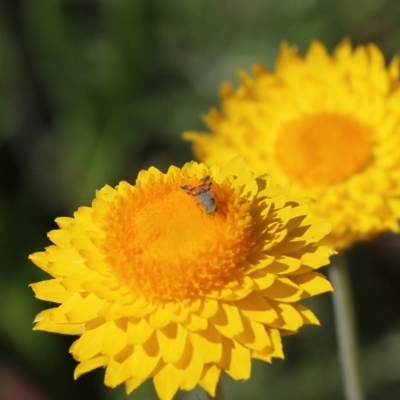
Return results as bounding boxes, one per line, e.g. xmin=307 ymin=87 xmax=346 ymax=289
xmin=184 ymin=40 xmax=400 ymax=250
xmin=30 ymin=157 xmax=333 ymax=400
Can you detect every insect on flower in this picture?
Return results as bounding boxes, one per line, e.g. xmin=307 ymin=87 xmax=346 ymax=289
xmin=180 ymin=175 xmax=218 ymax=214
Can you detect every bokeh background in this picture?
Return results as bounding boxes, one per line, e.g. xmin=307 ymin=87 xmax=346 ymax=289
xmin=2 ymin=0 xmax=400 ymax=399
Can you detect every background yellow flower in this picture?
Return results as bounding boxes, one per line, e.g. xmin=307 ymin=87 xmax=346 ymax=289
xmin=184 ymin=40 xmax=400 ymax=250
xmin=30 ymin=158 xmax=333 ymax=400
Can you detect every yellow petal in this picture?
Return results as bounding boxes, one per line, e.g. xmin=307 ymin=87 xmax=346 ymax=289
xmin=156 ymin=323 xmax=188 ymax=363
xmin=153 ymin=363 xmax=182 ymax=400
xmin=74 ymin=355 xmax=109 ymax=379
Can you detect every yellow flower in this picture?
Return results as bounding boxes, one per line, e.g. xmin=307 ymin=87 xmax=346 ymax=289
xmin=184 ymin=40 xmax=400 ymax=250
xmin=30 ymin=157 xmax=333 ymax=400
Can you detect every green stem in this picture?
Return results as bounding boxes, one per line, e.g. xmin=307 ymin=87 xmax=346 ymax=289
xmin=207 ymin=378 xmax=226 ymax=400
xmin=329 ymin=254 xmax=364 ymax=400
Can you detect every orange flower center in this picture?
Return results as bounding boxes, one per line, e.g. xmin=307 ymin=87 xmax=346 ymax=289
xmin=100 ymin=176 xmax=252 ymax=303
xmin=274 ymin=113 xmax=371 ymax=187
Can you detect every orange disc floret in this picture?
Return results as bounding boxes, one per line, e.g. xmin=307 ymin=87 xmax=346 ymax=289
xmin=100 ymin=166 xmax=253 ymax=303
xmin=274 ymin=112 xmax=372 ymax=187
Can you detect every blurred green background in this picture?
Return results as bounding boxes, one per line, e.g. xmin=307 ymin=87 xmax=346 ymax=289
xmin=2 ymin=0 xmax=400 ymax=399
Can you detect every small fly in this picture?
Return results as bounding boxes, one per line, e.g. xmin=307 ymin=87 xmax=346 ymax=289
xmin=180 ymin=175 xmax=218 ymax=214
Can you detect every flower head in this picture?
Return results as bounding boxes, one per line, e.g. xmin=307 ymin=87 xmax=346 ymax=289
xmin=184 ymin=40 xmax=400 ymax=250
xmin=30 ymin=158 xmax=333 ymax=400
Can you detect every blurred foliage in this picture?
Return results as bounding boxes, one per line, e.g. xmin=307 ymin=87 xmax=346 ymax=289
xmin=2 ymin=0 xmax=400 ymax=399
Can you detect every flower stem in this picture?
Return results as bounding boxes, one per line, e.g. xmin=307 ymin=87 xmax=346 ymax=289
xmin=207 ymin=379 xmax=226 ymax=400
xmin=329 ymin=254 xmax=364 ymax=400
